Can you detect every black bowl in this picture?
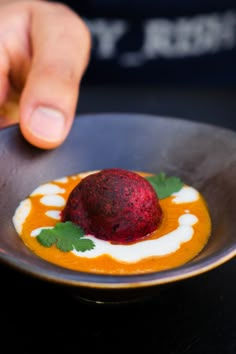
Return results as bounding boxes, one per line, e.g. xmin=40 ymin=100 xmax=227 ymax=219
xmin=1 ymin=113 xmax=236 ymax=304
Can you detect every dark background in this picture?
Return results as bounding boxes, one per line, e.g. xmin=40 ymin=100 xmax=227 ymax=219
xmin=1 ymin=84 xmax=236 ymax=353
xmin=78 ymin=84 xmax=236 ymax=131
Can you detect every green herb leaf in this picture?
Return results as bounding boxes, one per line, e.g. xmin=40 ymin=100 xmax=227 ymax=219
xmin=37 ymin=221 xmax=95 ymax=252
xmin=145 ymin=172 xmax=184 ymax=199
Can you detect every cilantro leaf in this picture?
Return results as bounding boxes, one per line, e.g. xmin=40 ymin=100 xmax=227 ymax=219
xmin=145 ymin=172 xmax=184 ymax=199
xmin=37 ymin=221 xmax=95 ymax=252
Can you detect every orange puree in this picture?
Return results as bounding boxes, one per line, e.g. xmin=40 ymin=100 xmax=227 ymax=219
xmin=18 ymin=171 xmax=211 ymax=275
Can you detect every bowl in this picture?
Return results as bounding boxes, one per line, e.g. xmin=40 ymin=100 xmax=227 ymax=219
xmin=1 ymin=113 xmax=236 ymax=304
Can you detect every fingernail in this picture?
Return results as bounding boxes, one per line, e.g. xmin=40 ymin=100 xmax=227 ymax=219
xmin=28 ymin=106 xmax=65 ymax=142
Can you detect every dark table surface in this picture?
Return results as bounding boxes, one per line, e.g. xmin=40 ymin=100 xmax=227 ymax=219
xmin=2 ymin=84 xmax=236 ymax=353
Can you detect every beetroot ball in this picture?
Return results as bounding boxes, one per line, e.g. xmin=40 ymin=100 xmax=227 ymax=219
xmin=61 ymin=168 xmax=163 ymax=243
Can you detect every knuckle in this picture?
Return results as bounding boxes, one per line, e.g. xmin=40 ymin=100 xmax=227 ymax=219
xmin=37 ymin=61 xmax=79 ymax=89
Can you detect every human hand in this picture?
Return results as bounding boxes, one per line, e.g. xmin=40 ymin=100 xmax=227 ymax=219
xmin=0 ymin=0 xmax=91 ymax=149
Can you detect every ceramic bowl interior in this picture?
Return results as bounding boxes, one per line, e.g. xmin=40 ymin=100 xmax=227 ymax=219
xmin=1 ymin=113 xmax=236 ymax=303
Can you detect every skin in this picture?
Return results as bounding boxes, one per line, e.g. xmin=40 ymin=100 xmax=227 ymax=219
xmin=0 ymin=0 xmax=91 ymax=149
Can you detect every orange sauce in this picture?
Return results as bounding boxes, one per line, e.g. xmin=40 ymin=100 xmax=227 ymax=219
xmin=18 ymin=172 xmax=211 ymax=275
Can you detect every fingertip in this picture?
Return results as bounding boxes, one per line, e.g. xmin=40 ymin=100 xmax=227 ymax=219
xmin=19 ymin=105 xmax=73 ymax=150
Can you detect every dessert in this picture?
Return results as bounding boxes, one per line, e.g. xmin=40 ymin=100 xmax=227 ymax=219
xmin=12 ymin=169 xmax=212 ymax=275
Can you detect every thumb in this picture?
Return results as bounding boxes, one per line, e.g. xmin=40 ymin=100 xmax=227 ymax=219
xmin=19 ymin=3 xmax=91 ymax=149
